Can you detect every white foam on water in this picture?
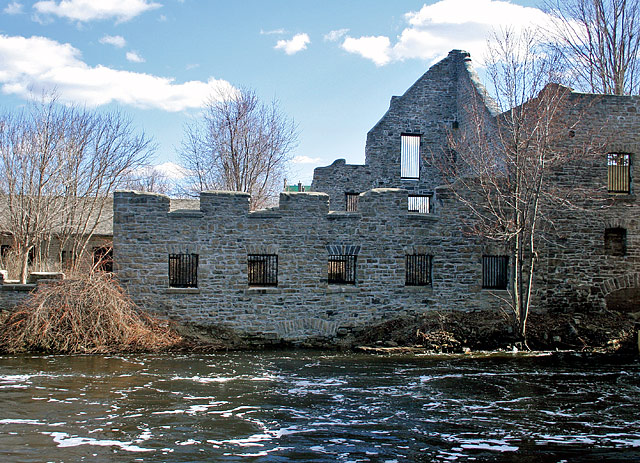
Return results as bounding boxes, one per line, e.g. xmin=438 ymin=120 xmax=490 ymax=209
xmin=0 ymin=419 xmax=47 ymax=425
xmin=44 ymin=432 xmax=154 ymax=452
xmin=176 ymin=439 xmax=200 ymax=446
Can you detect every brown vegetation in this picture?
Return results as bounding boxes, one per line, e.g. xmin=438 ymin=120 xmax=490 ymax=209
xmin=0 ymin=273 xmax=181 ymax=354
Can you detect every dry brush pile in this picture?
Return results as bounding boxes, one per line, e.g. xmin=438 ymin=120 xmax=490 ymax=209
xmin=0 ymin=274 xmax=182 ymax=354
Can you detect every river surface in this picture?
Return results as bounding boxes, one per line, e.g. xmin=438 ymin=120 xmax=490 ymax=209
xmin=0 ymin=351 xmax=639 ymax=462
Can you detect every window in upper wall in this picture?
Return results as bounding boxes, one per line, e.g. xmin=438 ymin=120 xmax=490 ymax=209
xmin=93 ymin=246 xmax=113 ymax=273
xmin=169 ymin=253 xmax=199 ymax=288
xmin=401 ymin=134 xmax=420 ymax=179
xmin=604 ymin=227 xmax=626 ymax=256
xmin=482 ymin=255 xmax=509 ymax=290
xmin=248 ymin=254 xmax=278 ymax=287
xmin=408 ymin=194 xmax=432 ymax=213
xmin=328 ymin=254 xmax=357 ymax=285
xmin=607 ymin=153 xmax=630 ymax=193
xmin=345 ymin=192 xmax=360 ymax=212
xmin=405 ymin=254 xmax=432 ymax=286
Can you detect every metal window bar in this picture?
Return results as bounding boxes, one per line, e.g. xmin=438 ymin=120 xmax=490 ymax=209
xmin=482 ymin=255 xmax=508 ymax=289
xmin=169 ymin=253 xmax=198 ymax=288
xmin=248 ymin=254 xmax=278 ymax=286
xmin=345 ymin=193 xmax=360 ymax=212
xmin=607 ymin=153 xmax=630 ymax=193
xmin=401 ymin=134 xmax=420 ymax=179
xmin=405 ymin=254 xmax=432 ymax=286
xmin=328 ymin=254 xmax=357 ymax=284
xmin=408 ymin=194 xmax=431 ymax=213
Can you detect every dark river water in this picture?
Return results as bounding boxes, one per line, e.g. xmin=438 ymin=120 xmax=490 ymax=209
xmin=0 ymin=351 xmax=639 ymax=462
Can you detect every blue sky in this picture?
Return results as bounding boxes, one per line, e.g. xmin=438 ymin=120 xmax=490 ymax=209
xmin=0 ymin=0 xmax=548 ymax=185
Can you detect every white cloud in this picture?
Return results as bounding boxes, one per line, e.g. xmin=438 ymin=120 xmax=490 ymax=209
xmin=33 ymin=0 xmax=161 ymax=23
xmin=153 ymin=161 xmax=188 ymax=179
xmin=292 ymin=155 xmax=322 ymax=164
xmin=342 ymin=35 xmax=391 ymax=66
xmin=324 ymin=28 xmax=349 ymax=42
xmin=260 ymin=28 xmax=286 ymax=35
xmin=340 ymin=0 xmax=552 ymax=66
xmin=99 ymin=34 xmax=126 ymax=48
xmin=0 ymin=34 xmax=236 ymax=112
xmin=126 ymin=51 xmax=145 ymax=63
xmin=274 ymin=33 xmax=310 ymax=55
xmin=4 ymin=1 xmax=23 ymax=14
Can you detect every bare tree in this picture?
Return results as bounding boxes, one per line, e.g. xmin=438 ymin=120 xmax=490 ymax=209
xmin=443 ymin=29 xmax=593 ymax=343
xmin=544 ymin=0 xmax=640 ymax=95
xmin=0 ymin=95 xmax=154 ymax=282
xmin=121 ymin=165 xmax=173 ymax=195
xmin=179 ymin=87 xmax=298 ymax=209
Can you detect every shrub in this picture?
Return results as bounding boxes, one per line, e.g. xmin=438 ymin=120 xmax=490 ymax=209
xmin=0 ymin=273 xmax=181 ymax=353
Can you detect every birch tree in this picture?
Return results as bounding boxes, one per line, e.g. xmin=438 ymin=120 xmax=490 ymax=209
xmin=445 ymin=29 xmax=592 ymax=343
xmin=545 ymin=0 xmax=640 ymax=95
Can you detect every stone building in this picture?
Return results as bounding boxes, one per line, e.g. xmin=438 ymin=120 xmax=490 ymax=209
xmin=112 ymin=50 xmax=639 ymax=343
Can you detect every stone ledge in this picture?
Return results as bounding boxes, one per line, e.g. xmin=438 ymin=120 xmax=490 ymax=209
xmin=165 ymin=287 xmax=201 ymax=294
xmin=402 ymin=285 xmax=434 ymax=293
xmin=248 ymin=211 xmax=283 ymax=219
xmin=246 ymin=287 xmax=281 ymax=294
xmin=407 ymin=213 xmax=438 ymax=221
xmin=168 ymin=210 xmax=204 ymax=218
xmin=2 ymin=284 xmax=36 ymax=292
xmin=326 ymin=285 xmax=359 ymax=294
xmin=327 ymin=211 xmax=362 ymax=219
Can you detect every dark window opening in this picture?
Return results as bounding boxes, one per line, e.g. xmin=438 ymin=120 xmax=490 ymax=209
xmin=61 ymin=250 xmax=77 ymax=269
xmin=1 ymin=245 xmax=10 ymax=259
xmin=93 ymin=246 xmax=113 ymax=273
xmin=401 ymin=134 xmax=420 ymax=179
xmin=408 ymin=194 xmax=432 ymax=213
xmin=328 ymin=254 xmax=357 ymax=285
xmin=604 ymin=228 xmax=626 ymax=256
xmin=345 ymin=192 xmax=360 ymax=212
xmin=406 ymin=254 xmax=432 ymax=286
xmin=482 ymin=255 xmax=508 ymax=290
xmin=607 ymin=153 xmax=630 ymax=193
xmin=169 ymin=253 xmax=198 ymax=288
xmin=248 ymin=254 xmax=278 ymax=286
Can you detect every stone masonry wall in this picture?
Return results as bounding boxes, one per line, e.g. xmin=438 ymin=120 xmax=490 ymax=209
xmin=114 ymin=189 xmax=503 ymax=342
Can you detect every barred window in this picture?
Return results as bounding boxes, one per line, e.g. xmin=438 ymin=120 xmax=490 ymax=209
xmin=401 ymin=134 xmax=420 ymax=179
xmin=169 ymin=253 xmax=198 ymax=288
xmin=248 ymin=254 xmax=278 ymax=286
xmin=604 ymin=228 xmax=626 ymax=256
xmin=345 ymin=192 xmax=360 ymax=212
xmin=482 ymin=255 xmax=508 ymax=290
xmin=93 ymin=246 xmax=113 ymax=273
xmin=328 ymin=254 xmax=357 ymax=284
xmin=608 ymin=153 xmax=630 ymax=193
xmin=405 ymin=254 xmax=432 ymax=286
xmin=408 ymin=194 xmax=432 ymax=213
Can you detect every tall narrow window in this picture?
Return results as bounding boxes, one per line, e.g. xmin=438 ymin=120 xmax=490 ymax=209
xmin=401 ymin=134 xmax=420 ymax=179
xmin=482 ymin=255 xmax=508 ymax=289
xmin=328 ymin=254 xmax=357 ymax=284
xmin=604 ymin=228 xmax=626 ymax=256
xmin=408 ymin=194 xmax=432 ymax=213
xmin=406 ymin=254 xmax=432 ymax=286
xmin=248 ymin=254 xmax=278 ymax=286
xmin=169 ymin=253 xmax=198 ymax=288
xmin=608 ymin=153 xmax=630 ymax=193
xmin=345 ymin=192 xmax=360 ymax=212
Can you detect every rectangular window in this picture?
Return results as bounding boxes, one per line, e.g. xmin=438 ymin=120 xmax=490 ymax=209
xmin=401 ymin=134 xmax=420 ymax=179
xmin=345 ymin=192 xmax=360 ymax=212
xmin=608 ymin=153 xmax=630 ymax=193
xmin=93 ymin=246 xmax=113 ymax=273
xmin=169 ymin=253 xmax=198 ymax=288
xmin=248 ymin=254 xmax=278 ymax=286
xmin=482 ymin=255 xmax=508 ymax=290
xmin=604 ymin=228 xmax=626 ymax=256
xmin=328 ymin=254 xmax=357 ymax=284
xmin=408 ymin=194 xmax=432 ymax=213
xmin=405 ymin=254 xmax=432 ymax=286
